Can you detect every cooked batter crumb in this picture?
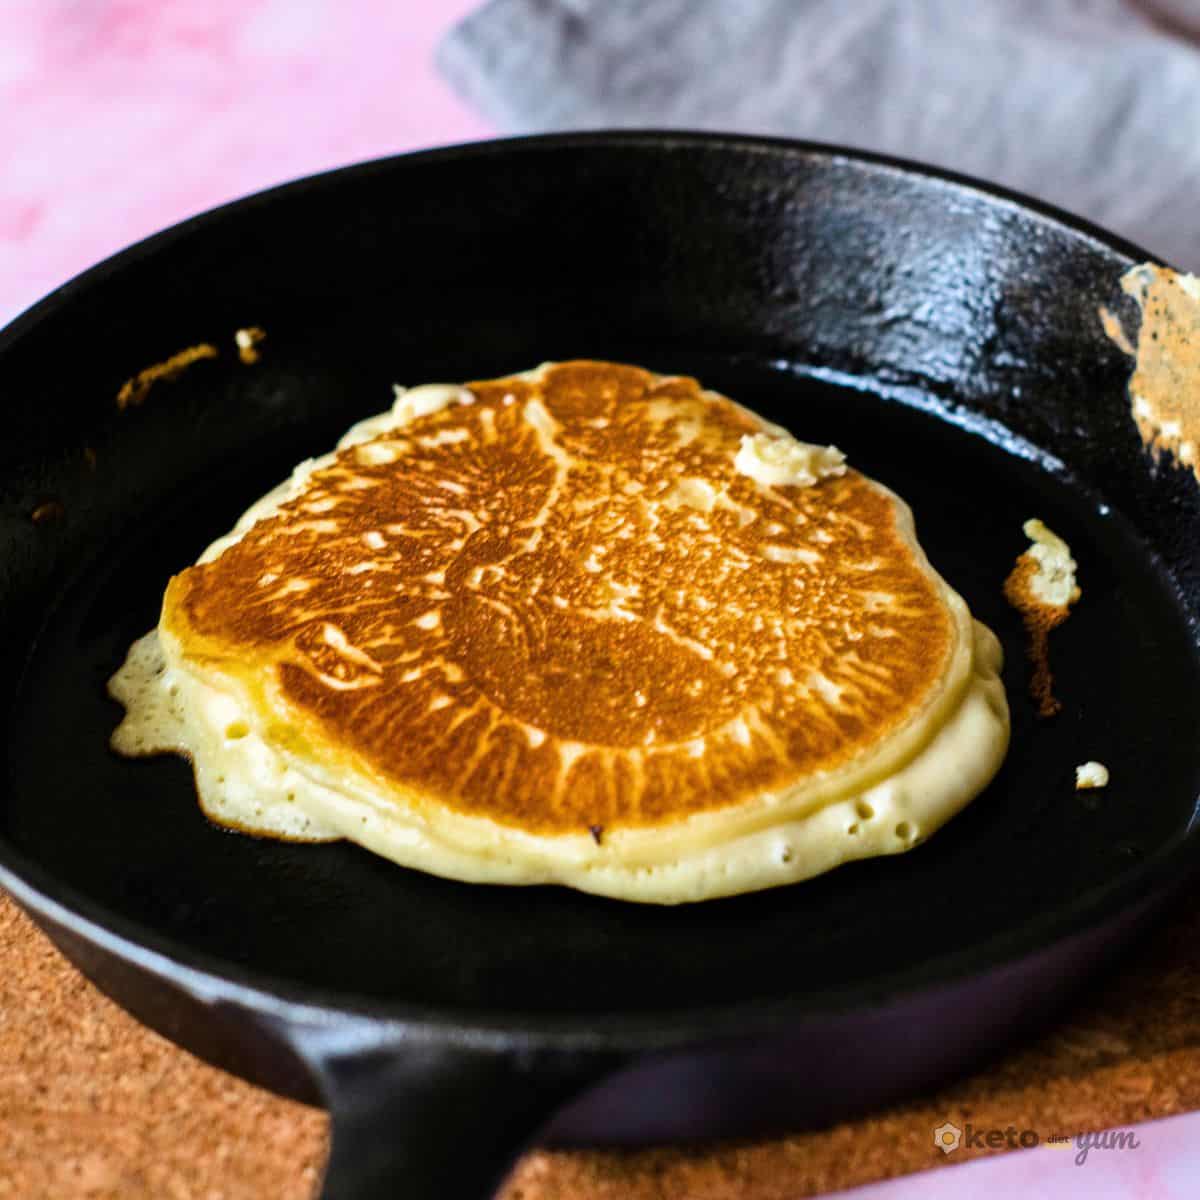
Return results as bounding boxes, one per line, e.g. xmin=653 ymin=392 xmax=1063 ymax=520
xmin=30 ymin=499 xmax=65 ymax=525
xmin=116 ymin=343 xmax=219 ymax=410
xmin=235 ymin=326 xmax=266 ymax=365
xmin=1075 ymin=761 xmax=1110 ymax=790
xmin=1003 ymin=518 xmax=1080 ymax=718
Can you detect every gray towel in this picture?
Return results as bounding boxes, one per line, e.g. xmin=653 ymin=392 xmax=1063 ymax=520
xmin=438 ymin=0 xmax=1200 ymax=269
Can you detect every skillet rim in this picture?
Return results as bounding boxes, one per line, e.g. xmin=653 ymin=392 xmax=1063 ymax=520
xmin=0 ymin=129 xmax=1196 ymax=1051
xmin=0 ymin=129 xmax=1160 ymax=349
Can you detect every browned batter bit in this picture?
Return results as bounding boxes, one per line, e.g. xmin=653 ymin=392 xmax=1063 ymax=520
xmin=116 ymin=343 xmax=218 ymax=410
xmin=235 ymin=325 xmax=266 ymax=365
xmin=1004 ymin=519 xmax=1081 ymax=718
xmin=30 ymin=499 xmax=65 ymax=525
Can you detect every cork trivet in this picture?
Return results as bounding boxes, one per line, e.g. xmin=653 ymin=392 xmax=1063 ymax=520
xmin=3 ymin=882 xmax=1200 ymax=1200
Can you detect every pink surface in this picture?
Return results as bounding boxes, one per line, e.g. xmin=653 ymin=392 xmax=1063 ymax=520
xmin=4 ymin=2 xmax=1199 ymax=1196
xmin=0 ymin=0 xmax=491 ymax=327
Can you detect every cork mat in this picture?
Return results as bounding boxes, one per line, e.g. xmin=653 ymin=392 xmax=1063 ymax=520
xmin=3 ymin=881 xmax=1200 ymax=1200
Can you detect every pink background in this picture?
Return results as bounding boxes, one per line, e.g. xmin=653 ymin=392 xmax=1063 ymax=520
xmin=2 ymin=1 xmax=1196 ymax=1196
xmin=0 ymin=0 xmax=490 ymax=328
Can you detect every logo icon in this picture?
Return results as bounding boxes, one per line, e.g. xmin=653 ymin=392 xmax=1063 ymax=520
xmin=934 ymin=1121 xmax=963 ymax=1154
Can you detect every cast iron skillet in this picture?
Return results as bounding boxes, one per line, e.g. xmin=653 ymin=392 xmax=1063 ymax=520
xmin=2 ymin=133 xmax=1200 ymax=1199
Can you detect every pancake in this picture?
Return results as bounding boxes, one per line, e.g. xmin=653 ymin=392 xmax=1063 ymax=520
xmin=109 ymin=361 xmax=1009 ymax=903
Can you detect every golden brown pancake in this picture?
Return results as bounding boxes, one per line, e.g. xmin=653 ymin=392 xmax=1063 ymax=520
xmin=110 ymin=361 xmax=1009 ymax=903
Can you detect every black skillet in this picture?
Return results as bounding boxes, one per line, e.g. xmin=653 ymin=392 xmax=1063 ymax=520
xmin=2 ymin=133 xmax=1200 ymax=1199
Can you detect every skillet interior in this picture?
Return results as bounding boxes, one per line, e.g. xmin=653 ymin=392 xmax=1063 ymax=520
xmin=2 ymin=135 xmax=1199 ymax=1027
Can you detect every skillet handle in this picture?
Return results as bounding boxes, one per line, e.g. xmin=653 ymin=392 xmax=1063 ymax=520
xmin=297 ymin=1029 xmax=614 ymax=1200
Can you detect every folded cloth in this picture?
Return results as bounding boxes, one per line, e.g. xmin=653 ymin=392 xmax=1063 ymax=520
xmin=438 ymin=0 xmax=1200 ymax=269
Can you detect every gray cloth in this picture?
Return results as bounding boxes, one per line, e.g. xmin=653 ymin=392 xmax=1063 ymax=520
xmin=438 ymin=0 xmax=1200 ymax=269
